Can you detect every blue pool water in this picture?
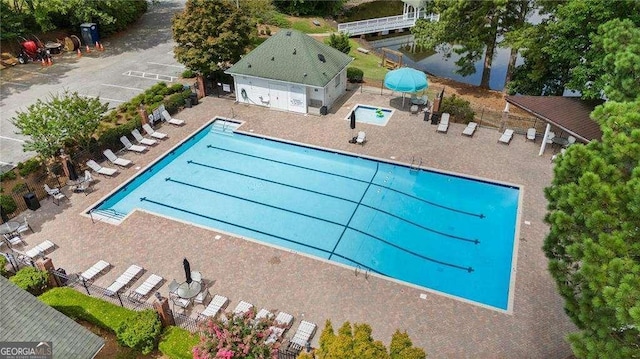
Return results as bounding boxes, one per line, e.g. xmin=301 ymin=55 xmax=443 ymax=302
xmin=350 ymin=104 xmax=394 ymax=126
xmin=95 ymin=120 xmax=520 ymax=310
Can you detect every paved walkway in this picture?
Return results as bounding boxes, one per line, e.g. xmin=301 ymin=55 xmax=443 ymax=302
xmin=15 ymin=88 xmax=575 ymax=358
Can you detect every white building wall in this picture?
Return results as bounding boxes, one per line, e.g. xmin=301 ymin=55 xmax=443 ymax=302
xmin=324 ymin=68 xmax=347 ymax=110
xmin=234 ymin=76 xmax=272 ymax=107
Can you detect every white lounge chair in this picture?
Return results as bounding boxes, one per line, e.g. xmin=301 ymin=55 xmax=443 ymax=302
xmin=199 ymin=294 xmax=228 ymax=319
xmin=80 ymin=260 xmax=111 ymax=282
xmin=356 ymin=131 xmax=366 ymax=145
xmin=120 ymin=136 xmax=147 ymax=153
xmin=44 ymin=184 xmax=67 ymax=205
xmin=526 ymin=128 xmax=536 ymax=141
xmin=103 ymin=149 xmax=132 ymax=167
xmin=462 ymin=122 xmax=477 ymax=137
xmin=142 ymin=123 xmax=167 ymax=139
xmin=131 ymin=128 xmax=157 ymax=146
xmin=255 ymin=308 xmax=273 ymax=321
xmin=24 ymin=239 xmax=55 ymax=259
xmin=436 ymin=113 xmax=450 ymax=133
xmin=289 ymin=320 xmax=317 ymax=347
xmin=86 ymin=160 xmax=118 ymax=177
xmin=265 ymin=311 xmax=294 ymax=344
xmin=105 ymin=264 xmax=144 ymax=296
xmin=233 ymin=300 xmax=254 ymax=317
xmin=162 ymin=110 xmax=184 ymax=126
xmin=129 ymin=273 xmax=163 ymax=301
xmin=498 ymin=129 xmax=514 ymax=144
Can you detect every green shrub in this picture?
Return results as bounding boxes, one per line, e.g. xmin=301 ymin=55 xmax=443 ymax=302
xmin=326 ymin=33 xmax=351 ymax=54
xmin=10 ymin=267 xmax=49 ymax=295
xmin=169 ymin=83 xmax=186 ymax=93
xmin=0 ymin=194 xmax=17 ymax=214
xmin=440 ymin=94 xmax=475 ymax=123
xmin=347 ymin=67 xmax=364 ymax=83
xmin=11 ymin=183 xmax=28 ymax=194
xmin=116 ymin=310 xmax=162 ymax=354
xmin=158 ymin=327 xmax=199 ymax=359
xmin=130 ymin=94 xmax=144 ymax=108
xmin=97 ymin=117 xmax=142 ymax=151
xmin=0 ymin=170 xmax=17 ymax=181
xmin=17 ymin=158 xmax=42 ymax=177
xmin=165 ymin=93 xmax=185 ymax=115
xmin=181 ymin=69 xmax=196 ymax=78
xmin=0 ymin=255 xmax=8 ymax=277
xmin=153 ymin=94 xmax=165 ymax=103
xmin=267 ymin=12 xmax=291 ymax=28
xmin=390 ymin=330 xmax=426 ymax=359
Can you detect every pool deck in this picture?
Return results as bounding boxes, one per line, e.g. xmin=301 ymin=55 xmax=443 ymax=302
xmin=17 ymin=87 xmax=575 ymax=358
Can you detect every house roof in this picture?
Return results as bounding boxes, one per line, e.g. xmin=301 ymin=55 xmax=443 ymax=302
xmin=226 ymin=29 xmax=353 ymax=88
xmin=0 ymin=277 xmax=104 ymax=359
xmin=506 ymin=95 xmax=604 ymax=142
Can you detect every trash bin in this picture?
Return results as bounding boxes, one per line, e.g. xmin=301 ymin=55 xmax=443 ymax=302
xmin=431 ymin=112 xmax=441 ymax=125
xmin=80 ymin=23 xmax=99 ymax=46
xmin=184 ymin=98 xmax=192 ymax=108
xmin=190 ymin=92 xmax=198 ymax=106
xmin=423 ymin=110 xmax=431 ymax=122
xmin=23 ymin=192 xmax=40 ymax=211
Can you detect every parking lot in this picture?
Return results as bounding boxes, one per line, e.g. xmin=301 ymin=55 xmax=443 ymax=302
xmin=0 ymin=0 xmax=186 ymax=171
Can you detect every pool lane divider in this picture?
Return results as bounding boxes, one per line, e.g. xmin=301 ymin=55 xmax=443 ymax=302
xmin=206 ymin=144 xmax=485 ymax=218
xmin=187 ymin=160 xmax=479 ymax=244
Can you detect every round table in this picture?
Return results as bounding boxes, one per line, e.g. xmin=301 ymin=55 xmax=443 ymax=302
xmin=0 ymin=221 xmax=20 ymax=235
xmin=176 ymin=281 xmax=202 ymax=299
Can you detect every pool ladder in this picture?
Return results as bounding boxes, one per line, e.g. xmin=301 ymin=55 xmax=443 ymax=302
xmin=354 ymin=265 xmax=370 ymax=280
xmin=410 ymin=156 xmax=422 ymax=173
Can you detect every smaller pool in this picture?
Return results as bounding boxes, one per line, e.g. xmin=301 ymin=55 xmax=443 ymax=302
xmin=348 ymin=104 xmax=394 ymax=126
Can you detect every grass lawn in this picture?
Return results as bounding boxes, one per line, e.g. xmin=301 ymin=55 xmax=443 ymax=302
xmin=290 ymin=16 xmax=334 ymax=34
xmin=158 ymin=326 xmax=199 ymax=359
xmin=347 ymin=39 xmax=388 ymax=82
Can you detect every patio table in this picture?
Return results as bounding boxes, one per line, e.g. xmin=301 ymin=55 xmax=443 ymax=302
xmin=0 ymin=221 xmax=20 ymax=235
xmin=552 ymin=137 xmax=569 ymax=147
xmin=176 ymin=281 xmax=202 ymax=299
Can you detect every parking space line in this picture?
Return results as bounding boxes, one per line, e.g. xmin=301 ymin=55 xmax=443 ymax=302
xmin=101 ymin=84 xmax=144 ymax=91
xmin=0 ymin=160 xmax=15 ymax=165
xmin=122 ymin=70 xmax=177 ymax=82
xmin=83 ymin=95 xmax=126 ymax=103
xmin=147 ymin=62 xmax=185 ymax=69
xmin=0 ymin=135 xmax=25 ymax=143
xmin=12 ymin=68 xmax=55 ymax=77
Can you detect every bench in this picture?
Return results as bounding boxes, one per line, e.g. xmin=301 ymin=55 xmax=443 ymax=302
xmin=313 ymin=20 xmax=321 ymax=26
xmin=357 ymin=47 xmax=370 ymax=54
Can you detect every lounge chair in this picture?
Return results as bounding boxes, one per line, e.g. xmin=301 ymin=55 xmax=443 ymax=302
xmin=162 ymin=110 xmax=184 ymax=126
xmin=255 ymin=308 xmax=274 ymax=322
xmin=142 ymin=124 xmax=167 ymax=139
xmin=462 ymin=122 xmax=478 ymax=137
xmin=86 ymin=160 xmax=118 ymax=177
xmin=526 ymin=128 xmax=536 ymax=141
xmin=289 ymin=320 xmax=317 ymax=347
xmin=80 ymin=260 xmax=111 ymax=282
xmin=44 ymin=184 xmax=67 ymax=205
xmin=129 ymin=273 xmax=163 ymax=301
xmin=103 ymin=149 xmax=132 ymax=167
xmin=24 ymin=239 xmax=55 ymax=259
xmin=105 ymin=264 xmax=144 ymax=296
xmin=16 ymin=218 xmax=33 ymax=235
xmin=131 ymin=128 xmax=157 ymax=146
xmin=120 ymin=136 xmax=147 ymax=153
xmin=437 ymin=113 xmax=450 ymax=133
xmin=233 ymin=300 xmax=254 ymax=317
xmin=265 ymin=311 xmax=294 ymax=344
xmin=198 ymin=294 xmax=229 ymax=320
xmin=356 ymin=131 xmax=366 ymax=145
xmin=498 ymin=129 xmax=514 ymax=144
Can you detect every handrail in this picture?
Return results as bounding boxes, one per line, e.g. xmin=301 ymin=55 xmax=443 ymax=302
xmin=89 ymin=208 xmax=125 ymax=224
xmin=338 ymin=13 xmax=439 ymax=36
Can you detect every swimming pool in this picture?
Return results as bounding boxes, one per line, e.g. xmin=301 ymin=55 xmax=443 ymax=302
xmin=348 ymin=104 xmax=394 ymax=126
xmin=92 ymin=119 xmax=520 ymax=311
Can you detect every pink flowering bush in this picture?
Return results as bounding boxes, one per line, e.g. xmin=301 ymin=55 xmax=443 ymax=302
xmin=193 ymin=308 xmax=282 ymax=359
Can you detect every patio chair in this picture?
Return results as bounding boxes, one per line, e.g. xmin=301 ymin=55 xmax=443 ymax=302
xmin=131 ymin=128 xmax=158 ymax=146
xmin=80 ymin=260 xmax=111 ymax=282
xmin=142 ymin=123 xmax=168 ymax=139
xmin=526 ymin=128 xmax=536 ymax=142
xmin=191 ymin=271 xmax=202 ymax=283
xmin=168 ymin=279 xmax=180 ymax=294
xmin=356 ymin=131 xmax=366 ymax=145
xmin=436 ymin=113 xmax=450 ymax=133
xmin=73 ymin=170 xmax=93 ymax=195
xmin=16 ymin=218 xmax=33 ymax=235
xmin=44 ymin=184 xmax=67 ymax=205
xmin=3 ymin=233 xmax=25 ymax=247
xmin=120 ymin=136 xmax=147 ymax=153
xmin=129 ymin=273 xmax=164 ymax=301
xmin=289 ymin=320 xmax=317 ymax=347
xmin=565 ymin=135 xmax=576 ymax=147
xmin=103 ymin=149 xmax=133 ymax=168
xmin=105 ymin=264 xmax=144 ymax=296
xmin=498 ymin=129 xmax=514 ymax=144
xmin=198 ymin=294 xmax=229 ymax=320
xmin=265 ymin=311 xmax=294 ymax=344
xmin=462 ymin=122 xmax=478 ymax=137
xmin=86 ymin=160 xmax=118 ymax=177
xmin=194 ymin=288 xmax=210 ymax=305
xmin=24 ymin=239 xmax=55 ymax=259
xmin=545 ymin=131 xmax=556 ymax=145
xmin=162 ymin=110 xmax=185 ymax=126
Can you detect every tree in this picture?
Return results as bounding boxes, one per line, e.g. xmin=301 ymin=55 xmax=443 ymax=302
xmin=389 ymin=330 xmax=426 ymax=359
xmin=544 ymin=98 xmax=640 ymax=358
xmin=12 ymin=90 xmax=108 ymax=159
xmin=0 ymin=1 xmax=26 ymax=40
xmin=412 ymin=0 xmax=535 ymax=89
xmin=172 ymin=0 xmax=253 ymax=75
xmin=509 ymin=0 xmax=640 ymax=96
xmin=325 ymin=32 xmax=351 ymax=54
xmin=273 ymin=0 xmax=345 ymax=16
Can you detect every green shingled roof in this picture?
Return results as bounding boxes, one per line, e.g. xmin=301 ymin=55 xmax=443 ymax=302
xmin=227 ymin=29 xmax=353 ymax=87
xmin=0 ymin=277 xmax=104 ymax=359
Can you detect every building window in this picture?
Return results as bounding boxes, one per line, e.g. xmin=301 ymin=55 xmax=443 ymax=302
xmin=335 ymin=75 xmax=341 ymax=88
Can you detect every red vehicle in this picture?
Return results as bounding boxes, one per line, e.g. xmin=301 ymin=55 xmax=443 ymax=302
xmin=17 ymin=35 xmax=50 ymax=64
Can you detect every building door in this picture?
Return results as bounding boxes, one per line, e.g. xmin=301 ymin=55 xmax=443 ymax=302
xmin=269 ymin=83 xmax=288 ymax=110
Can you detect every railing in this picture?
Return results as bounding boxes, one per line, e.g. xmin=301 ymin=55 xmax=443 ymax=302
xmin=410 ymin=156 xmax=422 ymax=173
xmin=338 ymin=12 xmax=439 ymax=36
xmin=89 ymin=208 xmax=127 ymax=224
xmin=354 ymin=264 xmax=370 ymax=280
